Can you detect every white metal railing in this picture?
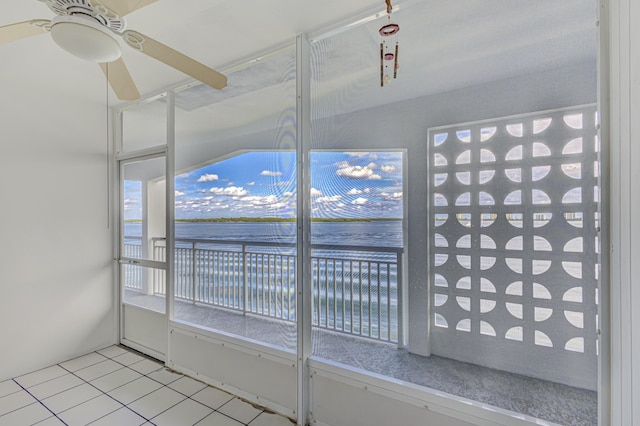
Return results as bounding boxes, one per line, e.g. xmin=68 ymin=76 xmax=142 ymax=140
xmin=124 ymin=237 xmax=403 ymax=344
xmin=123 ymin=237 xmax=143 ymax=290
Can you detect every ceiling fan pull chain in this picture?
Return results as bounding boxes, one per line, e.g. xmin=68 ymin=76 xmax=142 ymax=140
xmin=385 ymin=0 xmax=393 ymax=15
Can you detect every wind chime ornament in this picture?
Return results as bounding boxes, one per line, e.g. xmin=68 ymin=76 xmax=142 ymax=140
xmin=380 ymin=0 xmax=400 ymax=87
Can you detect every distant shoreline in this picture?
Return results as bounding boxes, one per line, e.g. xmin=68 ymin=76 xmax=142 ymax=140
xmin=125 ymin=217 xmax=401 ymax=223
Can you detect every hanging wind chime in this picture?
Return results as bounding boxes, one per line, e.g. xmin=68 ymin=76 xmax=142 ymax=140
xmin=380 ymin=0 xmax=400 ymax=87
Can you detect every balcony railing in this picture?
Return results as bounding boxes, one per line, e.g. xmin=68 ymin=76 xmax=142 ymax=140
xmin=123 ymin=237 xmax=403 ymax=344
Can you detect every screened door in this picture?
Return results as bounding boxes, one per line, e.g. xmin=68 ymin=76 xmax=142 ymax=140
xmin=119 ymin=154 xmax=168 ymax=360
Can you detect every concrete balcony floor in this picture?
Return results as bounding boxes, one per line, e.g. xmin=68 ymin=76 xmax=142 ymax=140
xmin=125 ymin=290 xmax=597 ymax=426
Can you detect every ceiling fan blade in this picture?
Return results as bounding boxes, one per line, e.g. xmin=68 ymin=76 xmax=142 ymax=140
xmin=99 ymin=58 xmax=141 ymax=101
xmin=96 ymin=0 xmax=158 ymax=17
xmin=0 ymin=20 xmax=50 ymax=44
xmin=123 ymin=30 xmax=227 ymax=90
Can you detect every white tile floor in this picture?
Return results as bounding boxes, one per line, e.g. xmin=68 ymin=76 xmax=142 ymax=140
xmin=0 ymin=346 xmax=294 ymax=426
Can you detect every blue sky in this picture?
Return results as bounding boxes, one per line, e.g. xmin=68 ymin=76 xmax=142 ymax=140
xmin=124 ymin=151 xmax=403 ymax=220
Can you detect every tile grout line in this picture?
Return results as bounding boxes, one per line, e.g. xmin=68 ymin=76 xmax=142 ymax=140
xmin=0 ymin=386 xmax=21 ymax=400
xmin=193 ymin=409 xmax=254 ymax=426
xmin=85 ymin=406 xmax=148 ymax=426
xmin=135 ymin=367 xmax=262 ymax=424
xmin=16 ymin=357 xmax=119 ymax=403
xmin=65 ymin=348 xmax=210 ymax=424
xmin=59 ymin=354 xmax=110 ymax=376
xmin=11 ymin=365 xmax=78 ymax=392
xmin=208 ymin=396 xmax=265 ymax=426
xmin=55 ymin=355 xmax=155 ymax=424
xmin=246 ymin=410 xmax=266 ymax=425
xmin=137 ymin=393 xmax=185 ymax=424
xmin=10 ymin=378 xmax=69 ymax=426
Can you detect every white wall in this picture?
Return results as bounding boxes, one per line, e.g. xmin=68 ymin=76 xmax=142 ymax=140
xmin=0 ymin=48 xmax=116 ymax=380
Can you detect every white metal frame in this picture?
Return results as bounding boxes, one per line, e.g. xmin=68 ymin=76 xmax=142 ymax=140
xmin=117 ymin=149 xmax=169 ymax=359
xmin=115 ymin=91 xmax=173 ymax=361
xmin=296 ymin=33 xmax=312 ymax=426
xmin=606 ymin=0 xmax=640 ymax=424
xmin=596 ymin=0 xmax=611 ymax=424
xmin=165 ymin=90 xmax=176 ymax=367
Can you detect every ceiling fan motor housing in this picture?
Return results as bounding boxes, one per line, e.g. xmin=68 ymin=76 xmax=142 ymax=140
xmin=39 ymin=0 xmax=125 ymax=32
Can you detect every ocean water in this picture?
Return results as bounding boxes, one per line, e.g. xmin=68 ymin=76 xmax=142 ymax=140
xmin=124 ymin=220 xmax=403 ymax=248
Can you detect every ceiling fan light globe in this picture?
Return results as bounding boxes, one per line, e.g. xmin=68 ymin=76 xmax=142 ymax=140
xmin=50 ymin=15 xmax=121 ymax=63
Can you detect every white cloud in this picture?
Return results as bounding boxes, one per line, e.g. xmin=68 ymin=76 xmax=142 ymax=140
xmin=381 ymin=165 xmax=396 ymax=173
xmin=197 ymin=174 xmax=219 ymax=182
xmin=379 ymin=191 xmax=403 ymax=201
xmin=247 ymin=181 xmax=255 ymax=186
xmin=344 ymin=152 xmax=371 ymax=158
xmin=209 ymin=186 xmax=248 ymax=197
xmin=175 ymin=190 xmax=185 ymax=197
xmin=242 ymin=195 xmax=279 ymax=205
xmin=351 ymin=197 xmax=368 ymax=205
xmin=367 ymin=162 xmax=378 ymax=170
xmin=344 ymin=152 xmax=378 ymax=160
xmin=261 ymin=170 xmax=283 ymax=177
xmin=310 ymin=188 xmax=323 ymax=197
xmin=346 ymin=188 xmax=362 ymax=195
xmin=364 ymin=188 xmax=371 ymax=193
xmin=336 ymin=163 xmax=382 ymax=180
xmin=316 ymin=195 xmax=343 ymax=204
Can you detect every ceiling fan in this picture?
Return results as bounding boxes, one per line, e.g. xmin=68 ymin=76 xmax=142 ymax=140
xmin=0 ymin=0 xmax=227 ymax=101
